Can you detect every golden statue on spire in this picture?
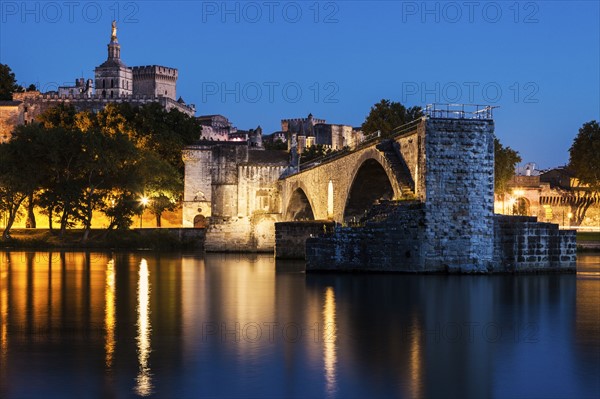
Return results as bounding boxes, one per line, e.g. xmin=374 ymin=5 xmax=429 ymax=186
xmin=111 ymin=20 xmax=117 ymax=41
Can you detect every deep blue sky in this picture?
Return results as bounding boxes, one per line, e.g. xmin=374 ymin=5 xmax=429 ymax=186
xmin=1 ymin=1 xmax=599 ymax=168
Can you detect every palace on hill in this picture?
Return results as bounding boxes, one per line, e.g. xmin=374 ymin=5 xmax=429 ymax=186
xmin=0 ymin=21 xmax=195 ymax=143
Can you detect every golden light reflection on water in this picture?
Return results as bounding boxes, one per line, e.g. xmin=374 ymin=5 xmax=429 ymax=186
xmin=134 ymin=258 xmax=153 ymax=397
xmin=408 ymin=316 xmax=423 ymax=398
xmin=576 ymin=255 xmax=600 ymax=346
xmin=1 ymin=258 xmax=8 ymax=358
xmin=104 ymin=259 xmax=115 ymax=369
xmin=323 ymin=286 xmax=337 ymax=397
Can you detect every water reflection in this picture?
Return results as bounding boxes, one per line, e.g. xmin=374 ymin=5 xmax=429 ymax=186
xmin=134 ymin=258 xmax=153 ymax=397
xmin=0 ymin=251 xmax=597 ymax=398
xmin=1 ymin=254 xmax=7 ymax=357
xmin=408 ymin=316 xmax=423 ymax=398
xmin=322 ymin=286 xmax=337 ymax=397
xmin=104 ymin=259 xmax=116 ymax=369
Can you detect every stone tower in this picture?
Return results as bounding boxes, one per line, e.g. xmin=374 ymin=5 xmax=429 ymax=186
xmin=94 ymin=21 xmax=133 ymax=98
xmin=132 ymin=66 xmax=178 ymax=100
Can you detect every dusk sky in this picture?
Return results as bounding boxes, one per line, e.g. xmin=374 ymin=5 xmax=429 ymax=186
xmin=1 ymin=1 xmax=598 ymax=168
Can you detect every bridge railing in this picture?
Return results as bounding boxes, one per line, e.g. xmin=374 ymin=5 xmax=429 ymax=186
xmin=424 ymin=103 xmax=497 ymax=120
xmin=389 ymin=117 xmax=424 ymax=138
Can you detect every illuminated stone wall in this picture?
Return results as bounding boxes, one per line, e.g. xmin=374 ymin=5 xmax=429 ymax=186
xmin=305 ymin=118 xmax=576 ymax=273
xmin=182 ymin=142 xmax=288 ymax=251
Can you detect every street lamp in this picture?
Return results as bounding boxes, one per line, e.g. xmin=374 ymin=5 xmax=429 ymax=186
xmin=567 ymin=212 xmax=573 ymax=228
xmin=140 ymin=196 xmax=149 ymax=228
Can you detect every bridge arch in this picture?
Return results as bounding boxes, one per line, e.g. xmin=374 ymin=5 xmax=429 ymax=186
xmin=285 ymin=187 xmax=316 ymax=221
xmin=343 ymin=158 xmax=395 ymax=222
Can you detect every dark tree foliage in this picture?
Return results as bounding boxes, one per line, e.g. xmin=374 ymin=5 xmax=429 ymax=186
xmin=569 ymin=120 xmax=600 ymax=189
xmin=300 ymin=144 xmax=334 ymax=164
xmin=37 ymin=103 xmax=78 ymax=129
xmin=567 ymin=120 xmax=600 ymax=225
xmin=0 ymin=124 xmax=50 ymax=238
xmin=264 ymin=138 xmax=287 ymax=151
xmin=0 ymin=64 xmax=23 ymax=100
xmin=494 ymin=138 xmax=522 ymax=195
xmin=361 ymin=99 xmax=422 ymax=136
xmin=0 ymin=102 xmax=199 ymax=238
xmin=134 ymin=151 xmax=183 ymax=227
xmin=74 ymin=102 xmax=202 ymax=172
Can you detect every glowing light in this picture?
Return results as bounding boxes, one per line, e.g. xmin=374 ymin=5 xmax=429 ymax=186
xmin=567 ymin=212 xmax=573 ymax=219
xmin=408 ymin=317 xmax=423 ymax=398
xmin=323 ymin=286 xmax=337 ymax=397
xmin=140 ymin=196 xmax=149 ymax=206
xmin=104 ymin=259 xmax=116 ymax=369
xmin=134 ymin=258 xmax=153 ymax=397
xmin=1 ymin=262 xmax=8 ymax=358
xmin=513 ymin=189 xmax=525 ymax=196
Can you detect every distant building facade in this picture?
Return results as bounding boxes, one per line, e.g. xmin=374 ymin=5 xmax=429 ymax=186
xmin=281 ymin=113 xmax=364 ymax=152
xmin=197 ymin=114 xmax=264 ymax=147
xmin=58 ymin=78 xmax=94 ymax=97
xmin=494 ymin=166 xmax=600 ymax=228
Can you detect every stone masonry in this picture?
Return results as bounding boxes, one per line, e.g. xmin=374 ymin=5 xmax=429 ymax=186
xmin=304 ymin=116 xmax=576 ymax=273
xmin=183 ymin=141 xmax=289 ymax=251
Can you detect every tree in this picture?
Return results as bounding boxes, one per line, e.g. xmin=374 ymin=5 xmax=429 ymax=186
xmin=135 ymin=152 xmax=183 ymax=227
xmin=102 ymin=190 xmax=139 ymax=231
xmin=3 ymin=102 xmax=197 ymax=236
xmin=37 ymin=103 xmax=77 ymax=129
xmin=361 ymin=99 xmax=422 ymax=136
xmin=33 ymin=126 xmax=87 ymax=236
xmin=264 ymin=138 xmax=287 ymax=151
xmin=129 ymin=103 xmax=201 ymax=171
xmin=494 ymin=138 xmax=522 ymax=195
xmin=0 ymin=124 xmax=49 ymax=238
xmin=568 ymin=120 xmax=600 ymax=225
xmin=73 ymin=130 xmax=139 ymax=241
xmin=0 ymin=64 xmax=23 ymax=101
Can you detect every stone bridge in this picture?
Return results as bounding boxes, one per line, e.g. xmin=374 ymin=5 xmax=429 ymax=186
xmin=277 ymin=114 xmax=576 ymax=272
xmin=280 ymin=118 xmax=426 ymax=223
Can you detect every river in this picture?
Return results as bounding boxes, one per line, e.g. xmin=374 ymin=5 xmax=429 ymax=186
xmin=0 ymin=251 xmax=598 ymax=398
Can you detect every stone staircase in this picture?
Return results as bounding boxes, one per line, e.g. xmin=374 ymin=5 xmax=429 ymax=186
xmin=359 ymin=200 xmax=423 ymax=225
xmin=376 ymin=139 xmax=415 ymax=197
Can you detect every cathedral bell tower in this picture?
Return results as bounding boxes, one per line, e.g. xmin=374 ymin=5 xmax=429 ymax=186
xmin=94 ymin=21 xmax=133 ymax=98
xmin=107 ymin=20 xmax=121 ymax=60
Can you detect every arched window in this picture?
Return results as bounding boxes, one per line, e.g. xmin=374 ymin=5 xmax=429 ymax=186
xmin=111 ymin=79 xmax=114 ymax=88
xmin=513 ymin=197 xmax=530 ymax=216
xmin=102 ymin=80 xmax=105 ymax=88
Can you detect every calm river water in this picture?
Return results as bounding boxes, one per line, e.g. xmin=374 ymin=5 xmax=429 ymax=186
xmin=0 ymin=251 xmax=598 ymax=398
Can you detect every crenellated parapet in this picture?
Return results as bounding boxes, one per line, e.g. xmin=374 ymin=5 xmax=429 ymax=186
xmin=14 ymin=92 xmax=195 ymax=117
xmin=132 ymin=65 xmax=178 ymax=81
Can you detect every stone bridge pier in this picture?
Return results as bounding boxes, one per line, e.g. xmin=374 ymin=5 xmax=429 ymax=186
xmin=279 ymin=114 xmax=575 ymax=272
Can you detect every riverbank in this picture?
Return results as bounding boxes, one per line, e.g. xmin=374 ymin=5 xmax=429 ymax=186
xmin=0 ymin=228 xmax=597 ymax=253
xmin=577 ymin=231 xmax=600 ymax=251
xmin=0 ymin=228 xmax=205 ymax=251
